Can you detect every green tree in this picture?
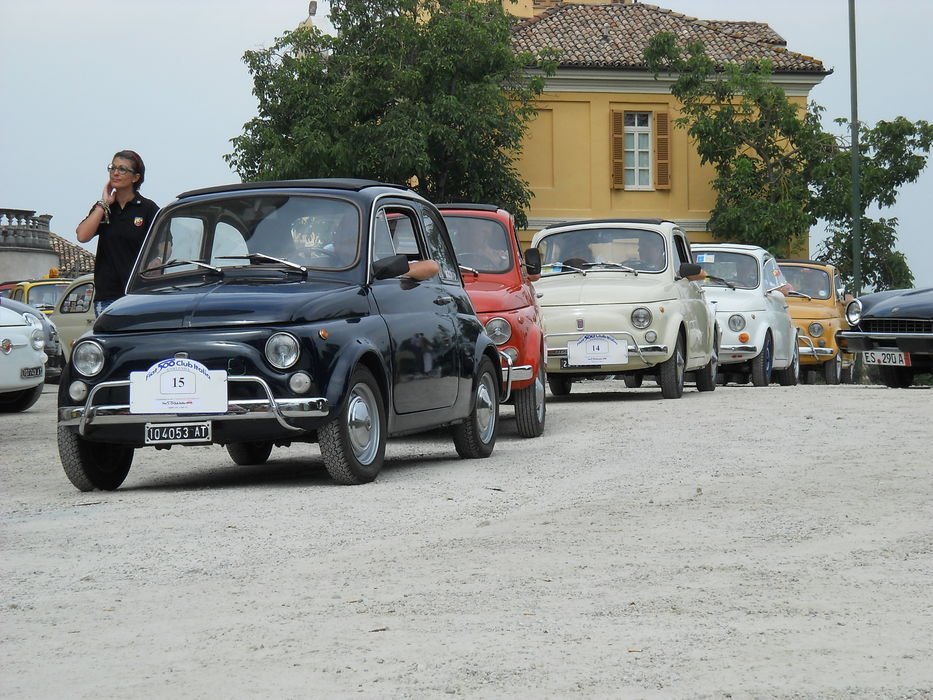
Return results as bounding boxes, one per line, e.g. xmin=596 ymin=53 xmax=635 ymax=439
xmin=644 ymin=33 xmax=933 ymax=289
xmin=225 ymin=0 xmax=554 ymax=228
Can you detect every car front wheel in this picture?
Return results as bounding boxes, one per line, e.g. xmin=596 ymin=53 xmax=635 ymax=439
xmin=823 ymin=353 xmax=842 ymax=385
xmin=226 ymin=441 xmax=274 ymax=465
xmin=547 ymin=374 xmax=572 ymax=396
xmin=694 ymin=330 xmax=719 ymax=392
xmin=319 ymin=366 xmax=386 ymax=485
xmin=658 ymin=333 xmax=686 ymax=399
xmin=879 ymin=365 xmax=913 ymax=388
xmin=0 ymin=384 xmax=44 ymax=413
xmin=776 ymin=337 xmax=800 ymax=386
xmin=453 ymin=355 xmax=499 ymax=458
xmin=58 ymin=426 xmax=134 ymax=491
xmin=751 ymin=333 xmax=773 ymax=387
xmin=513 ymin=354 xmax=546 ymax=438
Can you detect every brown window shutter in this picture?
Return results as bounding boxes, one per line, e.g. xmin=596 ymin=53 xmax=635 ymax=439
xmin=655 ymin=112 xmax=671 ymax=190
xmin=611 ymin=111 xmax=626 ymax=189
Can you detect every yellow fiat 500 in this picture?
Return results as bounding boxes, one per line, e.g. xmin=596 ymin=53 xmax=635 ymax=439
xmin=778 ymin=260 xmax=855 ymax=384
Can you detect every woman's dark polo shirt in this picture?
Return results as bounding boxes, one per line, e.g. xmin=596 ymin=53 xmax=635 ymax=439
xmin=92 ymin=195 xmax=158 ymax=303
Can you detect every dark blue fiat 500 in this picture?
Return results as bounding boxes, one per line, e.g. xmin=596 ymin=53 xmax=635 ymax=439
xmin=58 ymin=179 xmax=501 ymax=488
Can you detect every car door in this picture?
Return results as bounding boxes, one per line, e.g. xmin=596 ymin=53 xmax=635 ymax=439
xmin=674 ymin=232 xmax=711 ymax=365
xmin=762 ymin=256 xmax=794 ymax=364
xmin=51 ymin=278 xmax=96 ymax=360
xmin=368 ymin=201 xmax=460 ymax=414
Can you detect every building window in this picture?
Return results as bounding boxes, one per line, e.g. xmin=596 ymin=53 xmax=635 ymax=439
xmin=624 ymin=112 xmax=652 ymax=189
xmin=611 ymin=110 xmax=671 ymax=191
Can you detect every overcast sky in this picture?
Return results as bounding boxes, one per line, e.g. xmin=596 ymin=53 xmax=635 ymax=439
xmin=1 ymin=0 xmax=930 ymax=287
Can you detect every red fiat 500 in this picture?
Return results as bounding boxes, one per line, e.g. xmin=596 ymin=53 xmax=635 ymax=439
xmin=439 ymin=204 xmax=546 ymax=437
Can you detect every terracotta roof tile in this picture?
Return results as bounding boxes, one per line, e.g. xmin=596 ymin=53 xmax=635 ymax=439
xmin=49 ymin=232 xmax=95 ymax=278
xmin=512 ymin=2 xmax=826 ymax=73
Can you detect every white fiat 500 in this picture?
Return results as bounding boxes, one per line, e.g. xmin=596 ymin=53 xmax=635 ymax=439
xmin=692 ymin=243 xmax=799 ymax=386
xmin=531 ymin=219 xmax=718 ymax=398
xmin=0 ymin=303 xmax=47 ymax=412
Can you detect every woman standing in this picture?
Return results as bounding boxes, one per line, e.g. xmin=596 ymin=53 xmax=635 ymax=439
xmin=76 ymin=150 xmax=159 ymax=315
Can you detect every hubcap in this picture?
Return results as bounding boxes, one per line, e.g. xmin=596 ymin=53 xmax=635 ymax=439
xmin=346 ymin=383 xmax=379 ymax=465
xmin=476 ymin=373 xmax=496 ymax=442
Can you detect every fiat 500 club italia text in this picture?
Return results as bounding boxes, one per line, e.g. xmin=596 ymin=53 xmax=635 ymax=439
xmin=693 ymin=244 xmax=799 ymax=387
xmin=57 ymin=179 xmax=502 ymax=490
xmin=439 ymin=204 xmax=546 ymax=437
xmin=530 ymin=219 xmax=717 ymax=399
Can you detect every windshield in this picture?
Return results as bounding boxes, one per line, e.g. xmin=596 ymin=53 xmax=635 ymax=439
xmin=695 ymin=251 xmax=759 ymax=289
xmin=138 ymin=195 xmax=361 ymax=280
xmin=538 ymin=228 xmax=666 ymax=274
xmin=444 ymin=216 xmax=512 ymax=273
xmin=780 ymin=266 xmax=831 ymax=299
xmin=27 ymin=283 xmax=68 ymax=308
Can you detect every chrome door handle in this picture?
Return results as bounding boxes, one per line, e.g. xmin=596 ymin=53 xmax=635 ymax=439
xmin=434 ymin=295 xmax=453 ymax=305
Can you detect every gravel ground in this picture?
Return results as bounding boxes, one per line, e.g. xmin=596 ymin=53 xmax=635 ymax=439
xmin=1 ymin=380 xmax=931 ymax=699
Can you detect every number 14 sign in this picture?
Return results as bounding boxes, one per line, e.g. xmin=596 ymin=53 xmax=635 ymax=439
xmin=567 ymin=334 xmax=628 ymax=366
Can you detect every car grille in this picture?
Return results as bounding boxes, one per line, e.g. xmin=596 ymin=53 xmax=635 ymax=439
xmin=863 ymin=318 xmax=933 ymax=334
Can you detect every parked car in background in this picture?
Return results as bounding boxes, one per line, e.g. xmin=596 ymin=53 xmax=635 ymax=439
xmin=438 ymin=204 xmax=546 ymax=437
xmin=840 ymin=286 xmax=933 ymax=387
xmin=530 ymin=219 xmax=717 ymax=398
xmin=1 ymin=297 xmax=63 ymax=382
xmin=49 ymin=274 xmax=95 ymax=361
xmin=778 ymin=260 xmax=855 ymax=384
xmin=58 ymin=179 xmax=501 ymax=491
xmin=0 ymin=303 xmax=46 ymax=412
xmin=693 ymin=243 xmax=799 ymax=387
xmin=6 ymin=276 xmax=72 ymax=315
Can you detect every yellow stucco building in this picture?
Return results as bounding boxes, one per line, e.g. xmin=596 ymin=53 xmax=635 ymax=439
xmin=507 ymin=1 xmax=829 ymax=249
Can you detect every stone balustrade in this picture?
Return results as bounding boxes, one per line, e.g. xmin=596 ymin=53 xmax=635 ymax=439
xmin=0 ymin=208 xmax=54 ymax=250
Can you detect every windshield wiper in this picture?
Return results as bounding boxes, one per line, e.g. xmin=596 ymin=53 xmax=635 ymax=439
xmin=216 ymin=253 xmax=307 ymax=273
xmin=145 ymin=259 xmax=225 ymax=276
xmin=459 ymin=264 xmax=480 ymax=277
xmin=703 ymin=274 xmax=736 ymax=289
xmin=589 ymin=261 xmax=637 ymax=273
xmin=787 ymin=290 xmax=812 ymax=300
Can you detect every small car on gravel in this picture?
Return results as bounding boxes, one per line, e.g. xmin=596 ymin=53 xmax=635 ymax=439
xmin=840 ymin=286 xmax=933 ymax=387
xmin=57 ymin=179 xmax=502 ymax=490
xmin=778 ymin=259 xmax=855 ymax=384
xmin=7 ymin=276 xmax=72 ymax=315
xmin=0 ymin=302 xmax=46 ymax=412
xmin=692 ymin=243 xmax=799 ymax=387
xmin=1 ymin=296 xmax=63 ymax=382
xmin=49 ymin=273 xmax=96 ymax=361
xmin=530 ymin=219 xmax=717 ymax=398
xmin=438 ymin=204 xmax=546 ymax=437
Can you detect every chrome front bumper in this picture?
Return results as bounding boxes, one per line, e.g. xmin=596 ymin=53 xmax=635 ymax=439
xmin=498 ymin=351 xmax=533 ymax=402
xmin=545 ymin=330 xmax=669 ymax=368
xmin=797 ymin=336 xmax=834 ymax=358
xmin=58 ymin=375 xmax=329 ymax=436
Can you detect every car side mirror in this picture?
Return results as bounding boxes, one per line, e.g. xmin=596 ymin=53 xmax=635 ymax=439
xmin=524 ymin=247 xmax=542 ymax=277
xmin=372 ymin=254 xmax=411 ymax=280
xmin=678 ymin=263 xmax=703 ymax=280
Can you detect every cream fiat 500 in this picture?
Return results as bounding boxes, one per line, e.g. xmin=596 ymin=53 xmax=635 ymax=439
xmin=531 ymin=219 xmax=717 ymax=398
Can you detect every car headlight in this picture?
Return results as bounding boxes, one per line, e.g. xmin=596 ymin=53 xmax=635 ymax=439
xmin=728 ymin=314 xmax=746 ymax=332
xmin=72 ymin=340 xmax=104 ymax=377
xmin=21 ymin=311 xmax=43 ymax=330
xmin=631 ymin=307 xmax=652 ymax=329
xmin=30 ymin=328 xmax=45 ymax=351
xmin=845 ymin=299 xmax=862 ymax=326
xmin=808 ymin=321 xmax=824 ymax=337
xmin=265 ymin=332 xmax=300 ymax=369
xmin=485 ymin=318 xmax=512 ymax=345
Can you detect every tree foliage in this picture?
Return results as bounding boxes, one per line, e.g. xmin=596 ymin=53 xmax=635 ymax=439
xmin=644 ymin=33 xmax=933 ymax=290
xmin=225 ymin=0 xmax=555 ymax=228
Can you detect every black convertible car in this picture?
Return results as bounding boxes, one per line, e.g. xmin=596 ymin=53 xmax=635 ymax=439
xmin=58 ymin=179 xmax=501 ymax=489
xmin=840 ymin=286 xmax=933 ymax=387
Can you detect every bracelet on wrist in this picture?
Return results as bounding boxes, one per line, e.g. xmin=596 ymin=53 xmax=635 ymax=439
xmin=95 ymin=200 xmax=110 ymax=223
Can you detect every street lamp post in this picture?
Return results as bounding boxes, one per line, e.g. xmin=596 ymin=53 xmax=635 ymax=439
xmin=849 ymin=0 xmax=862 ymax=297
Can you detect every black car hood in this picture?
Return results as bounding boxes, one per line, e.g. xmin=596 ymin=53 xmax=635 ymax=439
xmin=862 ymin=286 xmax=933 ymax=320
xmin=95 ymin=280 xmax=366 ymax=333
